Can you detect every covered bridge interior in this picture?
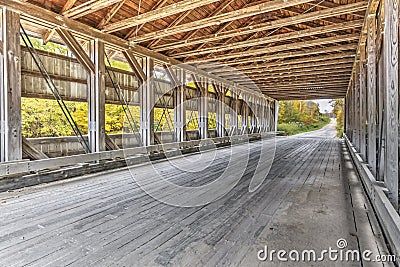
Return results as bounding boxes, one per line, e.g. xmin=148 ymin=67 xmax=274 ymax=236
xmin=0 ymin=0 xmax=399 ymax=265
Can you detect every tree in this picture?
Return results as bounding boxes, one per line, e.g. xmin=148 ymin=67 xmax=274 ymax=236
xmin=330 ymin=99 xmax=344 ymax=137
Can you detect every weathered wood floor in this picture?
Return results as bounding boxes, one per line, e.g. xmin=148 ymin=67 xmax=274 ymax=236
xmin=0 ymin=122 xmax=392 ymax=266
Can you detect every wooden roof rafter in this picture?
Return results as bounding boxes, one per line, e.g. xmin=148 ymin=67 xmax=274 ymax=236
xmin=104 ymin=0 xmax=224 ymax=33
xmin=152 ymin=2 xmax=367 ymax=52
xmin=6 ymin=0 xmax=369 ymax=100
xmin=173 ymin=20 xmax=363 ymax=59
xmin=128 ymin=0 xmax=317 ymax=43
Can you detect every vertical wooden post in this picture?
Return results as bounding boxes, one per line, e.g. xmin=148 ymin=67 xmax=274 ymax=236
xmin=344 ymin=94 xmax=347 ymax=135
xmin=140 ymin=57 xmax=155 ymax=146
xmin=216 ymin=84 xmax=226 ymax=137
xmin=249 ymin=95 xmax=256 ymax=133
xmin=241 ymin=94 xmax=249 ymax=134
xmin=274 ymin=100 xmax=279 ymax=132
xmin=198 ymin=77 xmax=208 ymax=139
xmin=360 ymin=45 xmax=367 ymax=159
xmin=174 ymin=69 xmax=186 ymax=142
xmin=267 ymin=100 xmax=271 ymax=131
xmin=377 ymin=53 xmax=386 ymax=181
xmin=88 ymin=39 xmax=105 ymax=152
xmin=354 ymin=67 xmax=360 ymax=151
xmin=0 ymin=8 xmax=21 ymax=162
xmin=383 ymin=0 xmax=399 ymax=209
xmin=367 ymin=14 xmax=377 ymax=176
xmin=230 ymin=86 xmax=239 ymax=135
xmin=259 ymin=99 xmax=263 ymax=132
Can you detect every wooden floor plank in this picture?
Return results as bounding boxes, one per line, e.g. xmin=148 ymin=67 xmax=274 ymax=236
xmin=0 ymin=121 xmax=392 ymax=266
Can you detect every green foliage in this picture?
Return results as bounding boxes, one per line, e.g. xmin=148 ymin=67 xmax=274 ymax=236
xmin=21 ymin=36 xmax=69 ymax=56
xmin=21 ymin=98 xmax=143 ymax=137
xmin=330 ymin=99 xmax=344 ymax=138
xmin=277 ymin=100 xmax=330 ymax=136
xmin=277 ymin=120 xmax=330 ymax=136
xmin=22 ymin=98 xmax=86 ymax=137
xmin=108 ymin=59 xmax=131 ymax=71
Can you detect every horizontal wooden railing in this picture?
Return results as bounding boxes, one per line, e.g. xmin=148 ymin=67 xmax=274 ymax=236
xmin=0 ymin=132 xmax=275 ymax=178
xmin=344 ymin=134 xmax=400 ymax=257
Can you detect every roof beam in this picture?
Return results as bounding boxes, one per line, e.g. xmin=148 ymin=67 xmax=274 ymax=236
xmin=3 ymin=0 xmax=269 ymax=98
xmin=97 ymin=0 xmax=127 ymax=29
xmin=230 ymin=68 xmax=353 ymax=80
xmin=104 ymin=0 xmax=223 ymax=33
xmin=173 ymin=20 xmax=363 ymax=58
xmin=128 ymin=0 xmax=316 ymax=42
xmin=197 ymin=43 xmax=358 ymax=66
xmin=61 ymin=0 xmax=77 ymax=13
xmin=147 ymin=9 xmax=193 ymax=48
xmin=62 ymin=0 xmax=123 ymax=19
xmin=187 ymin=33 xmax=359 ymax=63
xmin=204 ymin=53 xmax=355 ymax=73
xmin=266 ymin=89 xmax=347 ymax=93
xmin=237 ymin=76 xmax=351 ymax=85
xmin=152 ymin=1 xmax=368 ymax=52
xmin=176 ymin=0 xmax=235 ymax=44
xmin=42 ymin=0 xmax=77 ymax=44
xmin=124 ymin=0 xmax=169 ymax=39
xmin=221 ymin=62 xmax=354 ymax=77
xmin=263 ymin=87 xmax=348 ymax=93
xmin=255 ymin=81 xmax=350 ymax=89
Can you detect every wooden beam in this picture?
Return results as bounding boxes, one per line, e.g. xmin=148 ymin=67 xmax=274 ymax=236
xmin=232 ymin=75 xmax=352 ymax=85
xmin=42 ymin=0 xmax=77 ymax=45
xmin=1 ymin=0 xmax=274 ymax=100
xmin=0 ymin=8 xmax=21 ymax=162
xmin=263 ymin=89 xmax=347 ymax=94
xmin=122 ymin=50 xmax=146 ymax=83
xmin=263 ymin=88 xmax=348 ymax=94
xmin=153 ymin=2 xmax=368 ymax=52
xmin=224 ymin=66 xmax=353 ymax=79
xmin=55 ymin=28 xmax=95 ymax=73
xmin=206 ymin=53 xmax=355 ymax=73
xmin=148 ymin=9 xmax=192 ymax=48
xmin=104 ymin=0 xmax=222 ymax=33
xmin=187 ymin=34 xmax=359 ymax=63
xmin=97 ymin=0 xmax=126 ymax=29
xmin=140 ymin=57 xmax=155 ymax=146
xmin=61 ymin=0 xmax=77 ymax=13
xmin=124 ymin=0 xmax=169 ymax=39
xmin=63 ymin=0 xmax=123 ymax=19
xmin=22 ymin=136 xmax=48 ymax=160
xmin=367 ymin=14 xmax=377 ymax=176
xmin=383 ymin=0 xmax=399 ymax=209
xmin=128 ymin=0 xmax=316 ymax=42
xmin=175 ymin=0 xmax=235 ymax=49
xmin=173 ymin=20 xmax=364 ymax=58
xmin=88 ymin=39 xmax=106 ymax=152
xmin=257 ymin=81 xmax=350 ymax=89
xmin=164 ymin=67 xmax=186 ymax=142
xmin=42 ymin=28 xmax=55 ymax=45
xmin=198 ymin=43 xmax=358 ymax=66
xmin=359 ymin=44 xmax=367 ymax=159
xmin=192 ymin=75 xmax=208 ymax=139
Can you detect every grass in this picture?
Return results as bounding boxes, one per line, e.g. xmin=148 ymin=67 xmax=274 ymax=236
xmin=278 ymin=117 xmax=330 ymax=136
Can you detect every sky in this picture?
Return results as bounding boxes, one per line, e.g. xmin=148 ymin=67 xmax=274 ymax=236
xmin=315 ymin=99 xmax=334 ymax=113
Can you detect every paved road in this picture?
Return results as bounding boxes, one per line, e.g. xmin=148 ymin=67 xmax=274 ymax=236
xmin=293 ymin=118 xmax=337 ymax=138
